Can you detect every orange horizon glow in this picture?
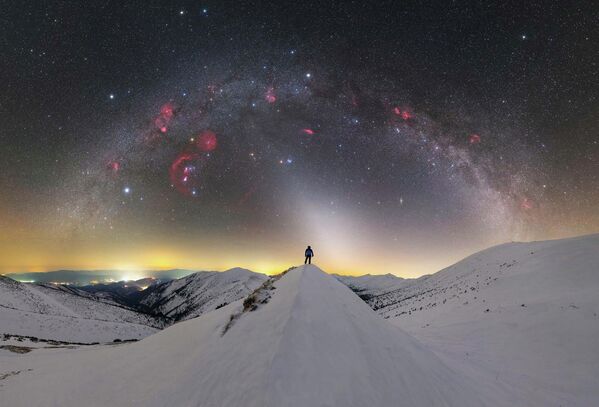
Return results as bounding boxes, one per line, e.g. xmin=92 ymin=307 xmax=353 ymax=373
xmin=2 ymin=197 xmax=598 ymax=278
xmin=0 ymin=238 xmax=459 ymax=277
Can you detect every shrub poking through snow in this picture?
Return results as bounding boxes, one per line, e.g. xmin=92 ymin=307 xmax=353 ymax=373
xmin=243 ymin=295 xmax=257 ymax=312
xmin=222 ymin=267 xmax=295 ymax=335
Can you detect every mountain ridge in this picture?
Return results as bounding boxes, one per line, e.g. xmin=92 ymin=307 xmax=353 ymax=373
xmin=347 ymin=233 xmax=599 ymax=405
xmin=0 ymin=276 xmax=163 ymax=343
xmin=0 ymin=265 xmax=491 ymax=407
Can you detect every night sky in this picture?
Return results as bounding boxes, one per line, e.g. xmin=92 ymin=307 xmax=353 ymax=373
xmin=1 ymin=1 xmax=597 ymax=276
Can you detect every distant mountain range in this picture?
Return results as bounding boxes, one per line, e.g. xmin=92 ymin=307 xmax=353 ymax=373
xmin=137 ymin=268 xmax=268 ymax=321
xmin=4 ymin=269 xmax=199 ymax=285
xmin=1 ymin=268 xmax=269 ymax=343
xmin=0 ymin=275 xmax=163 ymax=343
xmin=334 ymin=273 xmax=407 ymax=300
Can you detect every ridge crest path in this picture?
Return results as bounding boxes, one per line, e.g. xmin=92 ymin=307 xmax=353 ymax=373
xmin=1 ymin=264 xmax=491 ymax=407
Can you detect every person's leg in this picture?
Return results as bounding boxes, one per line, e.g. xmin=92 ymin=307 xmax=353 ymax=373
xmin=308 ymin=256 xmax=311 ymax=264
xmin=304 ymin=256 xmax=308 ymax=264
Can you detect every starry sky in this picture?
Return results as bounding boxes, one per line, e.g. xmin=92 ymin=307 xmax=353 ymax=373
xmin=0 ymin=1 xmax=597 ymax=277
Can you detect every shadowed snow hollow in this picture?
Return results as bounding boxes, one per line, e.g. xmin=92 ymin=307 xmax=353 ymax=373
xmin=0 ymin=265 xmax=488 ymax=407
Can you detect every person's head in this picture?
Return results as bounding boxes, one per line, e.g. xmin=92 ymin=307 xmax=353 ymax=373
xmin=307 ymin=245 xmax=311 ymax=249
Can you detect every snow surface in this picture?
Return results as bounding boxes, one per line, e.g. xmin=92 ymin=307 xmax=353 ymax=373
xmin=348 ymin=234 xmax=599 ymax=406
xmin=139 ymin=267 xmax=267 ymax=321
xmin=0 ymin=276 xmax=161 ymax=343
xmin=0 ymin=265 xmax=489 ymax=407
xmin=335 ymin=272 xmax=407 ymax=299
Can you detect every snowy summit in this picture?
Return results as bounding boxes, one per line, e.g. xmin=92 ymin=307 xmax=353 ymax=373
xmin=1 ymin=265 xmax=486 ymax=407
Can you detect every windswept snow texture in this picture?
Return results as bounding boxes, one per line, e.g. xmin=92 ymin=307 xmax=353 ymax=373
xmin=0 ymin=276 xmax=161 ymax=343
xmin=335 ymin=273 xmax=407 ymax=300
xmin=346 ymin=234 xmax=599 ymax=406
xmin=0 ymin=265 xmax=489 ymax=407
xmin=139 ymin=267 xmax=268 ymax=321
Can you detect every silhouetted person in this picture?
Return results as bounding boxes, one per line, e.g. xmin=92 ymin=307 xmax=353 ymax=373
xmin=305 ymin=246 xmax=314 ymax=264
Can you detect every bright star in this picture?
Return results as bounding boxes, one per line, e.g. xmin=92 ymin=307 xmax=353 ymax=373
xmin=123 ymin=186 xmax=131 ymax=194
xmin=109 ymin=94 xmax=115 ymax=100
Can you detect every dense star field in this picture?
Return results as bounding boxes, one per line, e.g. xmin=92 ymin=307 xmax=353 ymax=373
xmin=0 ymin=1 xmax=597 ymax=275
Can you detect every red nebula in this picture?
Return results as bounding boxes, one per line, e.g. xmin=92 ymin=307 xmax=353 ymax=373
xmin=393 ymin=106 xmax=412 ymax=120
xmin=160 ymin=104 xmax=174 ymax=119
xmin=265 ymin=87 xmax=276 ymax=103
xmin=196 ymin=130 xmax=218 ymax=152
xmin=301 ymin=128 xmax=315 ymax=135
xmin=469 ymin=134 xmax=481 ymax=144
xmin=169 ymin=152 xmax=201 ymax=196
xmin=107 ymin=160 xmax=120 ymax=174
xmin=154 ymin=103 xmax=176 ymax=133
xmin=521 ymin=198 xmax=534 ymax=210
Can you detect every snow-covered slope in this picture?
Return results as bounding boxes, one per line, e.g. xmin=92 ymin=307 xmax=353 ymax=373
xmin=0 ymin=268 xmax=266 ymax=344
xmin=359 ymin=234 xmax=599 ymax=406
xmin=139 ymin=267 xmax=268 ymax=321
xmin=0 ymin=265 xmax=491 ymax=407
xmin=0 ymin=276 xmax=162 ymax=343
xmin=335 ymin=273 xmax=407 ymax=300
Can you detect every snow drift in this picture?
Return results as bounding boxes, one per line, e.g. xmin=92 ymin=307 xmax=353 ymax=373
xmin=0 ymin=265 xmax=487 ymax=407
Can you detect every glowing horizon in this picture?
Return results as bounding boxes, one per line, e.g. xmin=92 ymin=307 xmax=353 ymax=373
xmin=2 ymin=230 xmax=597 ymax=278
